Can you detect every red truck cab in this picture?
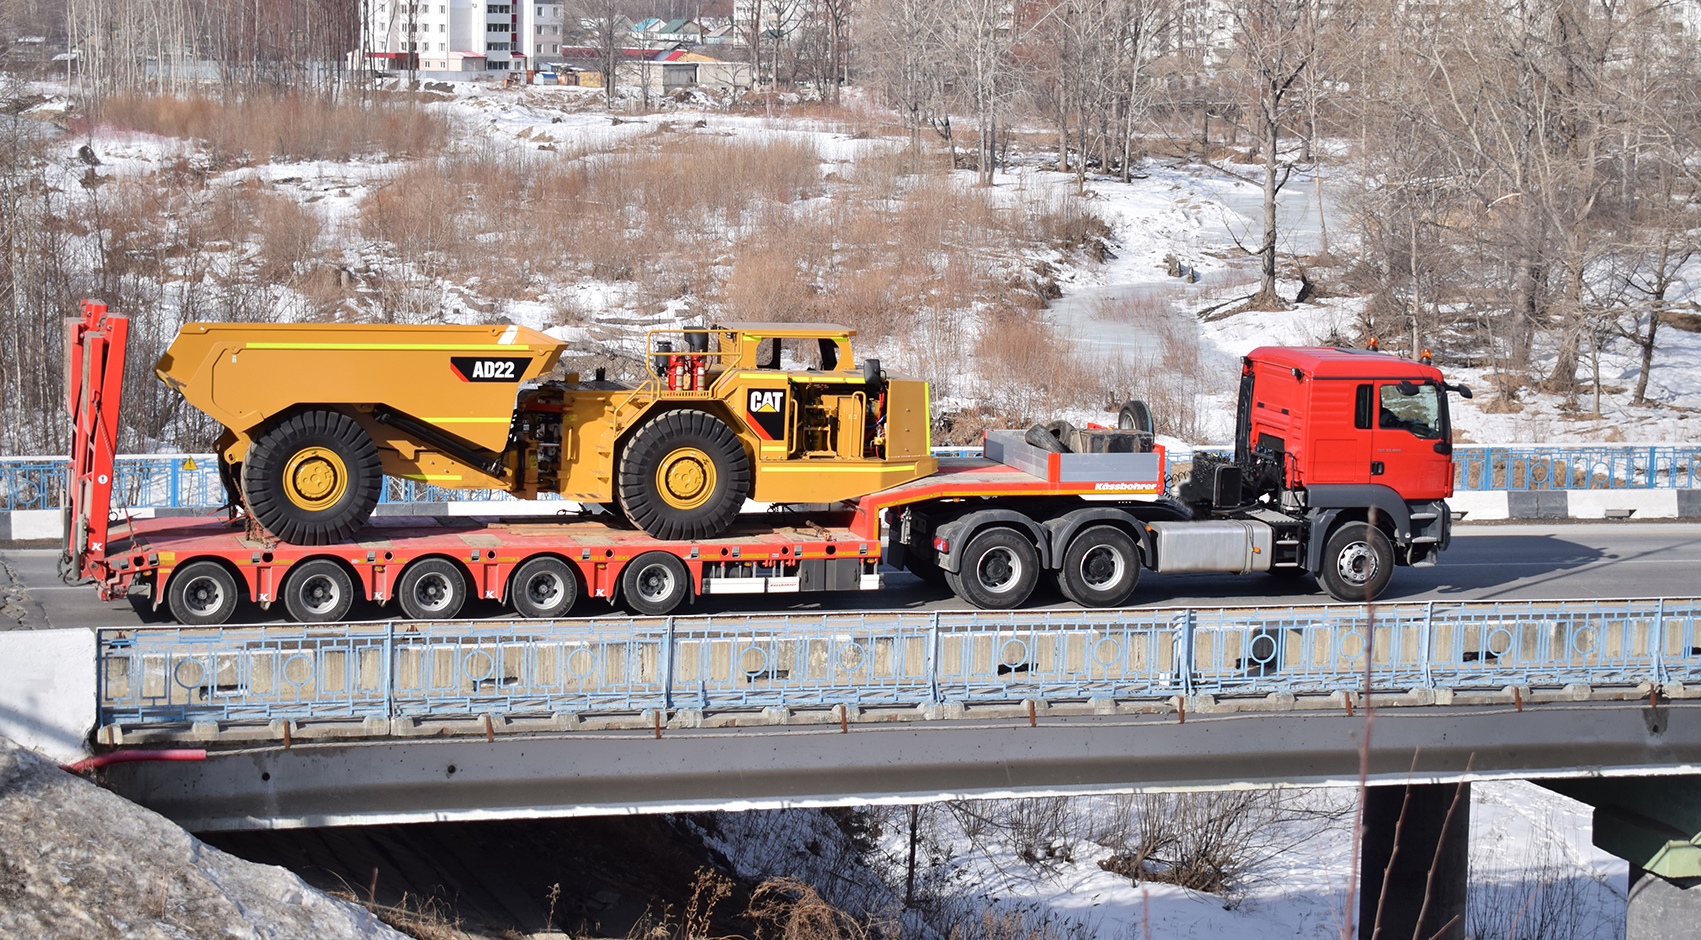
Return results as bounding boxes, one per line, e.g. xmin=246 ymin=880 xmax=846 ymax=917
xmin=1240 ymin=346 xmax=1455 ymax=501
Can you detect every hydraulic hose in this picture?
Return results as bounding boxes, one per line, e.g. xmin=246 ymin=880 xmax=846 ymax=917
xmin=60 ymin=749 xmax=207 ymax=773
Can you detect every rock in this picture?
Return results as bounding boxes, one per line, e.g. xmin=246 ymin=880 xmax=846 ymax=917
xmin=0 ymin=736 xmax=408 ymax=940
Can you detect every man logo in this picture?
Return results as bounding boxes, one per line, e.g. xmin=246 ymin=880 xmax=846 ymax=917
xmin=749 ymin=390 xmax=784 ymax=413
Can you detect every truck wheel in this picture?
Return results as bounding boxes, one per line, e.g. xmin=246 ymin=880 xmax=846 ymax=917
xmin=397 ymin=558 xmax=467 ymax=620
xmin=283 ymin=559 xmax=356 ymax=623
xmin=617 ymin=410 xmax=751 ymax=541
xmin=1058 ymin=525 xmax=1140 ymax=608
xmin=946 ymin=526 xmax=1040 ymax=610
xmin=1117 ymin=400 xmax=1155 ymax=434
xmin=1319 ymin=522 xmax=1394 ymax=602
xmin=167 ymin=561 xmax=239 ymax=626
xmin=621 ymin=551 xmax=689 ymax=615
xmin=511 ymin=556 xmax=578 ymax=619
xmin=243 ymin=409 xmax=382 ymax=546
xmin=1024 ymin=420 xmax=1072 ymax=453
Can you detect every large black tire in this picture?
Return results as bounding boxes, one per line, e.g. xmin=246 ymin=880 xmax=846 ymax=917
xmin=1117 ymin=400 xmax=1155 ymax=434
xmin=283 ymin=558 xmax=356 ymax=623
xmin=396 ymin=558 xmax=468 ymax=620
xmin=617 ymin=410 xmax=751 ymax=541
xmin=243 ymin=409 xmax=382 ymax=545
xmin=1057 ymin=525 xmax=1141 ymax=608
xmin=1318 ymin=522 xmax=1395 ymax=602
xmin=510 ymin=556 xmax=578 ymax=619
xmin=167 ymin=560 xmax=239 ymax=626
xmin=944 ymin=526 xmax=1041 ymax=610
xmin=621 ymin=551 xmax=690 ymax=615
xmin=1024 ymin=420 xmax=1074 ymax=454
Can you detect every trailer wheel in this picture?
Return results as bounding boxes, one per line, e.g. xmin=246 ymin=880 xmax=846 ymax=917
xmin=621 ymin=551 xmax=689 ymax=615
xmin=397 ymin=558 xmax=467 ymax=620
xmin=1117 ymin=400 xmax=1155 ymax=435
xmin=511 ymin=556 xmax=578 ymax=619
xmin=1319 ymin=522 xmax=1394 ymax=602
xmin=617 ymin=410 xmax=751 ymax=541
xmin=167 ymin=561 xmax=239 ymax=626
xmin=283 ymin=559 xmax=356 ymax=623
xmin=243 ymin=409 xmax=382 ymax=545
xmin=945 ymin=526 xmax=1040 ymax=610
xmin=1058 ymin=525 xmax=1141 ymax=608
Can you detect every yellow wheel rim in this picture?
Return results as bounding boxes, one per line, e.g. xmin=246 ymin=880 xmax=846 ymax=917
xmin=655 ymin=446 xmax=716 ymax=511
xmin=281 ymin=446 xmax=349 ymax=511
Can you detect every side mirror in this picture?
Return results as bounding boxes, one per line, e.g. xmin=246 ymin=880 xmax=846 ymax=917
xmin=1446 ymin=383 xmax=1474 ymax=399
xmin=1395 ymin=380 xmax=1420 ymax=396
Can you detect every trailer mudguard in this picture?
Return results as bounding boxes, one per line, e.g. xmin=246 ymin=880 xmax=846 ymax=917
xmin=935 ymin=510 xmax=1051 ymax=573
xmin=1042 ymin=508 xmax=1153 ymax=570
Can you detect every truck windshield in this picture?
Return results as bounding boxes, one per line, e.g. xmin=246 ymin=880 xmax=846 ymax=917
xmin=1379 ymin=383 xmax=1443 ymax=439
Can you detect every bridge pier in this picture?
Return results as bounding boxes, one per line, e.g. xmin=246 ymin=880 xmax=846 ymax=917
xmin=1542 ymin=775 xmax=1701 ymax=938
xmin=1357 ymin=782 xmax=1470 ymax=940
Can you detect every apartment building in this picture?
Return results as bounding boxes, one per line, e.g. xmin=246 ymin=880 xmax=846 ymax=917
xmin=362 ymin=0 xmax=563 ymax=73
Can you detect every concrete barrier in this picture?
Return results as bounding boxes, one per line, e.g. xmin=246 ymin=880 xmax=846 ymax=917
xmin=0 ymin=628 xmax=98 ymax=762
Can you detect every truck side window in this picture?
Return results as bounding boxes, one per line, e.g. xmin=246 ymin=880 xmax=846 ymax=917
xmin=1354 ymin=384 xmax=1373 ymax=429
xmin=1378 ymin=383 xmax=1442 ymax=439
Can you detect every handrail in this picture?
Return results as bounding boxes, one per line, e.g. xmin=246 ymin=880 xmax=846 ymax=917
xmin=96 ymin=597 xmax=1701 ymax=727
xmin=4 ymin=445 xmax=1699 ymax=511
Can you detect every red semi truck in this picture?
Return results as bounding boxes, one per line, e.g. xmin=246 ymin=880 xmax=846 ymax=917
xmin=64 ymin=304 xmax=1469 ymax=624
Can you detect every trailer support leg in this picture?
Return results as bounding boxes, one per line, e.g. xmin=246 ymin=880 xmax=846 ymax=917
xmin=1357 ymin=782 xmax=1470 ymax=940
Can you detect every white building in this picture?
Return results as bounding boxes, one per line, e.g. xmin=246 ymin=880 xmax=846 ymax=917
xmin=362 ymin=0 xmax=562 ymax=73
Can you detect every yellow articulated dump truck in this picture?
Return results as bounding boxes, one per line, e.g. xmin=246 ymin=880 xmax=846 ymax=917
xmin=156 ymin=321 xmax=938 ymax=544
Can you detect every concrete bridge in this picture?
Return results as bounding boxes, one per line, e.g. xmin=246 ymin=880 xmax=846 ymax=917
xmin=6 ymin=597 xmax=1701 ymax=937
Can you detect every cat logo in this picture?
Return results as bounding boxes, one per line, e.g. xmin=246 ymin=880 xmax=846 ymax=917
xmin=748 ymin=389 xmax=785 ymax=413
xmin=746 ymin=388 xmax=788 ymax=440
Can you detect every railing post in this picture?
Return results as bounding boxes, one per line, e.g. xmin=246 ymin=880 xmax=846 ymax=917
xmin=1178 ymin=608 xmax=1196 ymax=695
xmin=662 ymin=616 xmax=675 ymax=710
xmin=1420 ymin=602 xmax=1435 ymax=689
xmin=384 ymin=620 xmax=396 ymax=719
xmin=1652 ymin=598 xmax=1667 ymax=688
xmin=168 ymin=458 xmax=179 ymax=508
xmin=928 ymin=611 xmax=941 ymax=703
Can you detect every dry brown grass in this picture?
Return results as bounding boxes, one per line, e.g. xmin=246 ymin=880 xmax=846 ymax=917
xmin=95 ymin=93 xmax=450 ymax=163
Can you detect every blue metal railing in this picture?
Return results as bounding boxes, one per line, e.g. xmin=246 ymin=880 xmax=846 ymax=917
xmin=8 ymin=445 xmax=1701 ymax=512
xmin=96 ymin=597 xmax=1701 ymax=726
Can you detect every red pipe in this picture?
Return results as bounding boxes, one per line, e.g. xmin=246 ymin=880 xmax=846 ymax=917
xmin=60 ymin=749 xmax=207 ymax=773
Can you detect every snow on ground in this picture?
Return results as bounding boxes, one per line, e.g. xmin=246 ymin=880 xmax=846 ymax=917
xmin=702 ymin=782 xmax=1626 ymax=940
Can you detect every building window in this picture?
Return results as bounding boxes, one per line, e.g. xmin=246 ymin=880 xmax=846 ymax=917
xmin=439 ymin=42 xmax=446 ymax=49
xmin=439 ymin=23 xmax=444 ymax=31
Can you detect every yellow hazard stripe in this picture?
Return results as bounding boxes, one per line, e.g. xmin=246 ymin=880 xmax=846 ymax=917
xmin=245 ymin=343 xmax=548 ymax=352
xmin=398 ymin=473 xmax=465 ymax=481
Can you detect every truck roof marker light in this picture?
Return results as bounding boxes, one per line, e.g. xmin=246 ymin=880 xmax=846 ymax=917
xmin=1367 ymin=337 xmax=1379 ymax=350
xmin=1421 ymin=348 xmax=1433 ymax=365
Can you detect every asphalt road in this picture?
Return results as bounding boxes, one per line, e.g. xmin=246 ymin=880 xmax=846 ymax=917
xmin=5 ymin=521 xmax=1700 ymax=630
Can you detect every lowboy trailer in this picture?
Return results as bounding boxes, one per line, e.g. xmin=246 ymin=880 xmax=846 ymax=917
xmin=63 ymin=303 xmax=1469 ymax=624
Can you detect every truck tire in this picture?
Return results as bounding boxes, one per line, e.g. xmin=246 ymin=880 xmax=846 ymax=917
xmin=617 ymin=410 xmax=751 ymax=541
xmin=243 ymin=409 xmax=382 ymax=545
xmin=945 ymin=526 xmax=1040 ymax=610
xmin=283 ymin=559 xmax=356 ymax=623
xmin=1057 ymin=525 xmax=1140 ymax=608
xmin=621 ymin=551 xmax=689 ymax=615
xmin=396 ymin=558 xmax=467 ymax=620
xmin=1319 ymin=522 xmax=1394 ymax=602
xmin=1117 ymin=400 xmax=1155 ymax=435
xmin=167 ymin=561 xmax=239 ymax=626
xmin=1024 ymin=420 xmax=1072 ymax=453
xmin=511 ymin=556 xmax=578 ymax=619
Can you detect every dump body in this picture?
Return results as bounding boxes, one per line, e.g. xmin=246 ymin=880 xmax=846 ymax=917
xmin=158 ymin=322 xmax=565 ymax=491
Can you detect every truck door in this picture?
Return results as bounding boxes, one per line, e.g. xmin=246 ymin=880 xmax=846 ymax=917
xmin=1373 ymin=381 xmax=1450 ymax=497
